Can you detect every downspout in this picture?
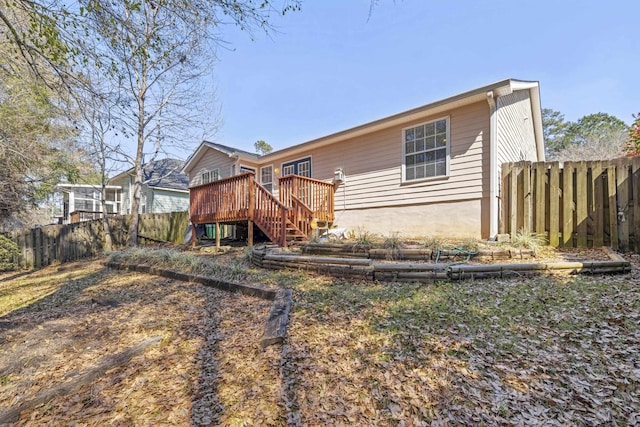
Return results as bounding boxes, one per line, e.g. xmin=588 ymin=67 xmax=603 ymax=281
xmin=486 ymin=91 xmax=498 ymax=239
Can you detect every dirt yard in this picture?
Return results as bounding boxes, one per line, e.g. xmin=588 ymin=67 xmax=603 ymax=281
xmin=1 ymin=250 xmax=639 ymax=425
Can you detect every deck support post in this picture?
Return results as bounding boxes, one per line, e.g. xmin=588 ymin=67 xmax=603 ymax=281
xmin=215 ymin=222 xmax=220 ymax=250
xmin=248 ymin=220 xmax=254 ymax=246
xmin=191 ymin=221 xmax=196 ymax=248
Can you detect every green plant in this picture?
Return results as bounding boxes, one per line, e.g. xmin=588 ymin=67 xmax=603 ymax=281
xmin=510 ymin=229 xmax=547 ymax=251
xmin=0 ymin=234 xmax=20 ymax=271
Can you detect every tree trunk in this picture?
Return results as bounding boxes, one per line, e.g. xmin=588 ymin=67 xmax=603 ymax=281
xmin=101 ymin=187 xmax=113 ymax=251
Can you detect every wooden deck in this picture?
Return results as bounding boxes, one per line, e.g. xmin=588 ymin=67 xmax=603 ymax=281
xmin=189 ymin=172 xmax=334 ymax=246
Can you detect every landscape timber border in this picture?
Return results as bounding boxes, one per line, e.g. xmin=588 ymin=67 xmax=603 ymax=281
xmin=250 ymin=245 xmax=631 ymax=280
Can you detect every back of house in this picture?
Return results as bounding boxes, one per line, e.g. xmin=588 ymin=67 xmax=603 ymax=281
xmin=184 ymin=78 xmax=544 ymax=243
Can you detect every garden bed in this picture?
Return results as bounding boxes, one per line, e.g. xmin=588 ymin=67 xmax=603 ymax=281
xmin=254 ymin=244 xmax=630 ymax=280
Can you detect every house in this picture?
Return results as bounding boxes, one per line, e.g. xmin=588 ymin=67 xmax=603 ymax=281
xmin=57 ymin=158 xmax=189 ymax=223
xmin=183 ymin=78 xmax=545 ymax=245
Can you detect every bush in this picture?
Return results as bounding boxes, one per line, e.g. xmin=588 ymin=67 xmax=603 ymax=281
xmin=0 ymin=235 xmax=20 ymax=271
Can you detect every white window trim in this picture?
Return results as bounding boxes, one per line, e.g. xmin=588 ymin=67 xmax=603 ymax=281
xmin=281 ymin=155 xmax=313 ymax=178
xmin=261 ymin=164 xmax=274 ymax=192
xmin=401 ymin=116 xmax=450 ymax=183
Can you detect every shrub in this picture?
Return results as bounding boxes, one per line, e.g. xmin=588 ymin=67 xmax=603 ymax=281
xmin=0 ymin=235 xmax=20 ymax=271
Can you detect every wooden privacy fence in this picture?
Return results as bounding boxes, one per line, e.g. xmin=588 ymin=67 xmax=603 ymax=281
xmin=501 ymin=157 xmax=640 ymax=251
xmin=2 ymin=211 xmax=189 ymax=270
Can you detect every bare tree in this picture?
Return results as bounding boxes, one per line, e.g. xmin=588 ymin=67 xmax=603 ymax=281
xmin=79 ymin=0 xmax=300 ymax=246
xmin=552 ymin=130 xmax=628 ymax=162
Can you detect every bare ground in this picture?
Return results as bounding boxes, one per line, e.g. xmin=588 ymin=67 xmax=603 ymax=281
xmin=0 ymin=249 xmax=639 ymax=425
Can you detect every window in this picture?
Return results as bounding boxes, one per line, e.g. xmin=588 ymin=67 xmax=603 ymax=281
xmin=240 ymin=165 xmax=256 ymax=174
xmin=261 ymin=165 xmax=273 ymax=193
xmin=282 ymin=157 xmax=312 ymax=177
xmin=403 ymin=118 xmax=449 ymax=181
xmin=201 ymin=168 xmax=220 ymax=184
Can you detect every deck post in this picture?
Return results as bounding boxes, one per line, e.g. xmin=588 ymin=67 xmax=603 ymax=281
xmin=248 ymin=220 xmax=254 ymax=246
xmin=215 ymin=222 xmax=220 ymax=250
xmin=191 ymin=221 xmax=196 ymax=248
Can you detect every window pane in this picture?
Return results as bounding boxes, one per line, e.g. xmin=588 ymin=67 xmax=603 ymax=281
xmin=406 ymin=154 xmax=415 ymax=166
xmin=415 ymin=138 xmax=425 ymax=152
xmin=415 ymin=125 xmax=424 ymax=139
xmin=436 ymin=119 xmax=446 ymax=134
xmin=427 ymin=151 xmax=436 ymax=163
xmin=424 ymin=122 xmax=435 ymax=136
xmin=405 ymin=141 xmax=415 ymax=154
xmin=436 ymin=133 xmax=446 ymax=147
xmin=436 ymin=162 xmax=446 ymax=176
xmin=426 ymin=136 xmax=436 ymax=150
xmin=416 ymin=165 xmax=425 ymax=179
xmin=416 ymin=152 xmax=426 ymax=164
xmin=426 ymin=163 xmax=436 ymax=177
xmin=406 ymin=167 xmax=415 ymax=180
xmin=405 ymin=128 xmax=415 ymax=142
xmin=436 ymin=148 xmax=446 ymax=162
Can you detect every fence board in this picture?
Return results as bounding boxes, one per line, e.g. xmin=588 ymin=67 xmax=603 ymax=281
xmin=549 ymin=163 xmax=560 ymax=247
xmin=576 ymin=162 xmax=588 ymax=247
xmin=562 ymin=163 xmax=574 ymax=247
xmin=534 ymin=162 xmax=546 ymax=237
xmin=608 ymin=165 xmax=618 ymax=249
xmin=592 ymin=162 xmax=604 ymax=247
xmin=616 ymin=159 xmax=630 ymax=251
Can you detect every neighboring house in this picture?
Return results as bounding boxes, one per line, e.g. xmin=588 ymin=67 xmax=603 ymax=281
xmin=108 ymin=158 xmax=190 ymax=215
xmin=56 ymin=184 xmax=122 ymax=224
xmin=183 ymin=78 xmax=545 ymax=245
xmin=57 ymin=158 xmax=189 ymax=223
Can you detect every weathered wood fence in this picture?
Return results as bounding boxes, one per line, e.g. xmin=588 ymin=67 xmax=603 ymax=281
xmin=501 ymin=157 xmax=640 ymax=251
xmin=2 ymin=211 xmax=189 ymax=270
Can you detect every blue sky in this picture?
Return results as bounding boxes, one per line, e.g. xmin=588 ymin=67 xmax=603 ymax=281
xmin=206 ymin=0 xmax=639 ymax=155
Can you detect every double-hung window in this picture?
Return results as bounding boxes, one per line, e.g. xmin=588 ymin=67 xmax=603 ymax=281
xmin=201 ymin=168 xmax=220 ymax=184
xmin=261 ymin=166 xmax=273 ymax=193
xmin=403 ymin=117 xmax=449 ymax=181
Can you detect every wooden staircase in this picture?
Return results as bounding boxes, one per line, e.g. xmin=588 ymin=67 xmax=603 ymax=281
xmin=189 ymin=172 xmax=334 ymax=247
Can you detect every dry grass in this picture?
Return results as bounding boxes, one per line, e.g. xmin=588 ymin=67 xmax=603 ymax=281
xmin=1 ymin=249 xmax=639 ymax=425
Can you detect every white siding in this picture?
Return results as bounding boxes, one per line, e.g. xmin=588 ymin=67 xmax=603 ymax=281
xmin=496 ymin=90 xmax=538 ymax=165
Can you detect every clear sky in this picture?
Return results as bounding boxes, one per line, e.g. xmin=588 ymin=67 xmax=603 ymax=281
xmin=202 ymin=0 xmax=639 ymax=155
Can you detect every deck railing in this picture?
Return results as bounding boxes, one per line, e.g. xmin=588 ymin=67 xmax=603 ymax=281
xmin=189 ymin=173 xmax=253 ymax=224
xmin=189 ymin=172 xmax=335 ymax=245
xmin=253 ymin=181 xmax=288 ymax=246
xmin=279 ymin=175 xmax=334 ymax=222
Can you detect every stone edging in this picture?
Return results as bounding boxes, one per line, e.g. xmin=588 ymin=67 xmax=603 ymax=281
xmin=104 ymin=261 xmax=291 ymax=347
xmin=251 ymin=246 xmax=631 ymax=280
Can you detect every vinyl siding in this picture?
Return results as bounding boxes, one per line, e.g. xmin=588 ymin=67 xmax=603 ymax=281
xmin=269 ymin=101 xmax=490 ymax=210
xmin=496 ymin=90 xmax=538 ymax=164
xmin=150 ymin=189 xmax=189 ymax=213
xmin=187 ymin=148 xmax=236 ymax=187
